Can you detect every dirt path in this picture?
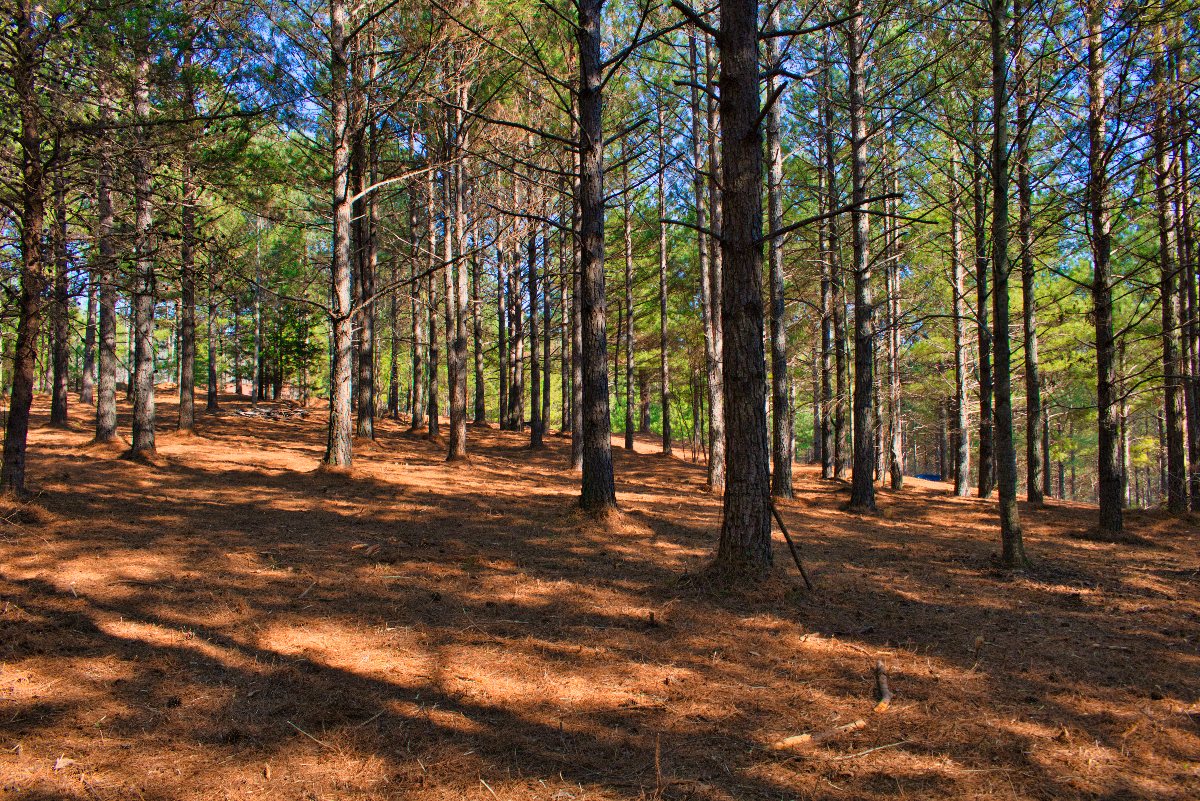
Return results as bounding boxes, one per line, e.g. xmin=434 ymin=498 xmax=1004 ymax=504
xmin=2 ymin=394 xmax=1198 ymax=800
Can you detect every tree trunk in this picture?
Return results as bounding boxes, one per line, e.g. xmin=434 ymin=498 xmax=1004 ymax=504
xmin=972 ymin=117 xmax=995 ymax=498
xmin=324 ymin=0 xmax=354 ymax=467
xmin=704 ymin=35 xmax=726 ymax=491
xmin=1015 ymin=0 xmax=1043 ymax=504
xmin=1153 ymin=22 xmax=1186 ymax=512
xmin=657 ymin=101 xmax=672 ymax=456
xmin=885 ymin=175 xmax=903 ymax=491
xmin=847 ymin=0 xmax=876 ymax=512
xmin=576 ymin=0 xmax=616 ymax=510
xmin=713 ymin=0 xmax=772 ymax=572
xmin=823 ymin=37 xmax=847 ymax=481
xmin=950 ymin=160 xmax=970 ymax=496
xmin=81 ymin=268 xmax=97 ymax=406
xmin=623 ymin=156 xmax=635 ymax=451
xmin=1086 ymin=0 xmax=1123 ymax=536
xmin=529 ymin=224 xmax=543 ymax=448
xmin=766 ymin=11 xmax=792 ymax=499
xmin=178 ymin=160 xmax=197 ymax=431
xmin=130 ymin=49 xmax=157 ymax=458
xmin=991 ymin=0 xmax=1027 ymax=566
xmin=1 ymin=0 xmax=47 ymax=494
xmin=472 ymin=219 xmax=486 ymax=425
xmin=207 ymin=265 xmax=219 ymax=412
xmin=50 ymin=172 xmax=69 ymax=427
xmin=91 ymin=138 xmax=118 ymax=433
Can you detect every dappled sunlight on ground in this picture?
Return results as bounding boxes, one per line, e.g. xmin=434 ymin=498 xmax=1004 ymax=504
xmin=1 ymin=393 xmax=1198 ymax=800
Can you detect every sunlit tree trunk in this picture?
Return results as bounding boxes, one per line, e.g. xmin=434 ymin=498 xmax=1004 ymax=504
xmin=656 ymin=100 xmax=672 ymax=456
xmin=705 ymin=34 xmax=726 ymax=490
xmin=950 ymin=159 xmax=970 ymax=496
xmin=324 ymin=0 xmax=354 ymax=466
xmin=847 ymin=0 xmax=876 ymax=512
xmin=991 ymin=0 xmax=1027 ymax=565
xmin=130 ymin=48 xmax=157 ymax=459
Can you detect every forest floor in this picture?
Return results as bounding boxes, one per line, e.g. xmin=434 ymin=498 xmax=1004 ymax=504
xmin=1 ymin=393 xmax=1199 ymax=801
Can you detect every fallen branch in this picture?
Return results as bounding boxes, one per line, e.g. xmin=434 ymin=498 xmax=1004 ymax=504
xmin=770 ymin=502 xmax=814 ymax=590
xmin=873 ymin=660 xmax=893 ymax=713
xmin=770 ymin=719 xmax=866 ymax=751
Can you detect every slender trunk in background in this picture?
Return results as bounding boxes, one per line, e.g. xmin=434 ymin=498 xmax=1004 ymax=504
xmin=766 ymin=10 xmax=792 ymax=498
xmin=252 ymin=218 xmax=262 ymax=405
xmin=448 ymin=109 xmax=470 ymax=460
xmin=576 ymin=0 xmax=616 ymax=510
xmin=819 ymin=165 xmax=834 ymax=480
xmin=542 ymin=233 xmax=552 ymax=432
xmin=324 ymin=0 xmax=354 ymax=466
xmin=623 ymin=156 xmax=635 ymax=450
xmin=1 ymin=0 xmax=48 ymax=494
xmin=410 ymin=259 xmax=426 ymax=429
xmin=714 ymin=0 xmax=772 ymax=572
xmin=233 ymin=306 xmax=241 ymax=396
xmin=426 ymin=272 xmax=441 ymax=436
xmin=355 ymin=117 xmax=378 ymax=440
xmin=498 ymin=246 xmax=510 ymax=429
xmin=847 ymin=1 xmax=876 ymax=512
xmin=705 ymin=34 xmax=726 ymax=491
xmin=178 ymin=159 xmax=197 ymax=431
xmin=823 ymin=33 xmax=847 ymax=480
xmin=690 ymin=32 xmax=714 ymax=472
xmin=990 ymin=0 xmax=1027 ymax=565
xmin=950 ymin=160 xmax=970 ymax=496
xmin=885 ymin=173 xmax=903 ymax=490
xmin=472 ymin=218 xmax=486 ymax=425
xmin=656 ymin=100 xmax=672 ymax=456
xmin=389 ymin=258 xmax=400 ymax=418
xmin=178 ymin=61 xmax=198 ymax=432
xmin=50 ymin=173 xmax=69 ymax=427
xmin=1015 ymin=0 xmax=1043 ymax=504
xmin=206 ymin=265 xmax=219 ymax=411
xmin=570 ymin=160 xmax=584 ymax=471
xmin=1086 ymin=0 xmax=1123 ymax=536
xmin=81 ymin=270 xmax=96 ymax=405
xmin=972 ymin=119 xmax=994 ymax=498
xmin=130 ymin=49 xmax=157 ymax=458
xmin=529 ymin=225 xmax=543 ymax=448
xmin=1153 ymin=22 xmax=1185 ymax=512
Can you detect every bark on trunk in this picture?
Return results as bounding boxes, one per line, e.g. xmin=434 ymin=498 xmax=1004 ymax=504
xmin=130 ymin=50 xmax=157 ymax=458
xmin=704 ymin=34 xmax=726 ymax=491
xmin=847 ymin=1 xmax=876 ymax=512
xmin=714 ymin=0 xmax=772 ymax=572
xmin=50 ymin=173 xmax=69 ymax=427
xmin=972 ymin=119 xmax=995 ymax=498
xmin=991 ymin=0 xmax=1027 ymax=565
xmin=1 ymin=1 xmax=47 ymax=493
xmin=766 ymin=11 xmax=792 ymax=498
xmin=950 ymin=160 xmax=970 ymax=496
xmin=1086 ymin=0 xmax=1123 ymax=536
xmin=324 ymin=0 xmax=354 ymax=467
xmin=657 ymin=101 xmax=672 ymax=456
xmin=576 ymin=0 xmax=616 ymax=510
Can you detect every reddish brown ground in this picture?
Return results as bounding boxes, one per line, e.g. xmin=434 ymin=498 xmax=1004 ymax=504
xmin=2 ymin=393 xmax=1198 ymax=801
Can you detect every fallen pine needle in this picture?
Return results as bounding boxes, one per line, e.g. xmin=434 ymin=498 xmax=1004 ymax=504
xmin=480 ymin=778 xmax=499 ymax=799
xmin=286 ymin=720 xmax=334 ymax=751
xmin=828 ymin=740 xmax=909 ymax=760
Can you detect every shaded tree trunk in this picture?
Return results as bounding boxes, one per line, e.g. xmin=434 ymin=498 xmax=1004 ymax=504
xmin=704 ymin=33 xmax=726 ymax=490
xmin=206 ymin=266 xmax=219 ymax=412
xmin=50 ymin=172 xmax=69 ymax=427
xmin=657 ymin=100 xmax=672 ymax=456
xmin=576 ymin=0 xmax=616 ymax=509
xmin=1086 ymin=0 xmax=1123 ymax=536
xmin=766 ymin=11 xmax=792 ymax=499
xmin=81 ymin=269 xmax=96 ymax=406
xmin=713 ymin=0 xmax=772 ymax=572
xmin=971 ymin=117 xmax=994 ymax=498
